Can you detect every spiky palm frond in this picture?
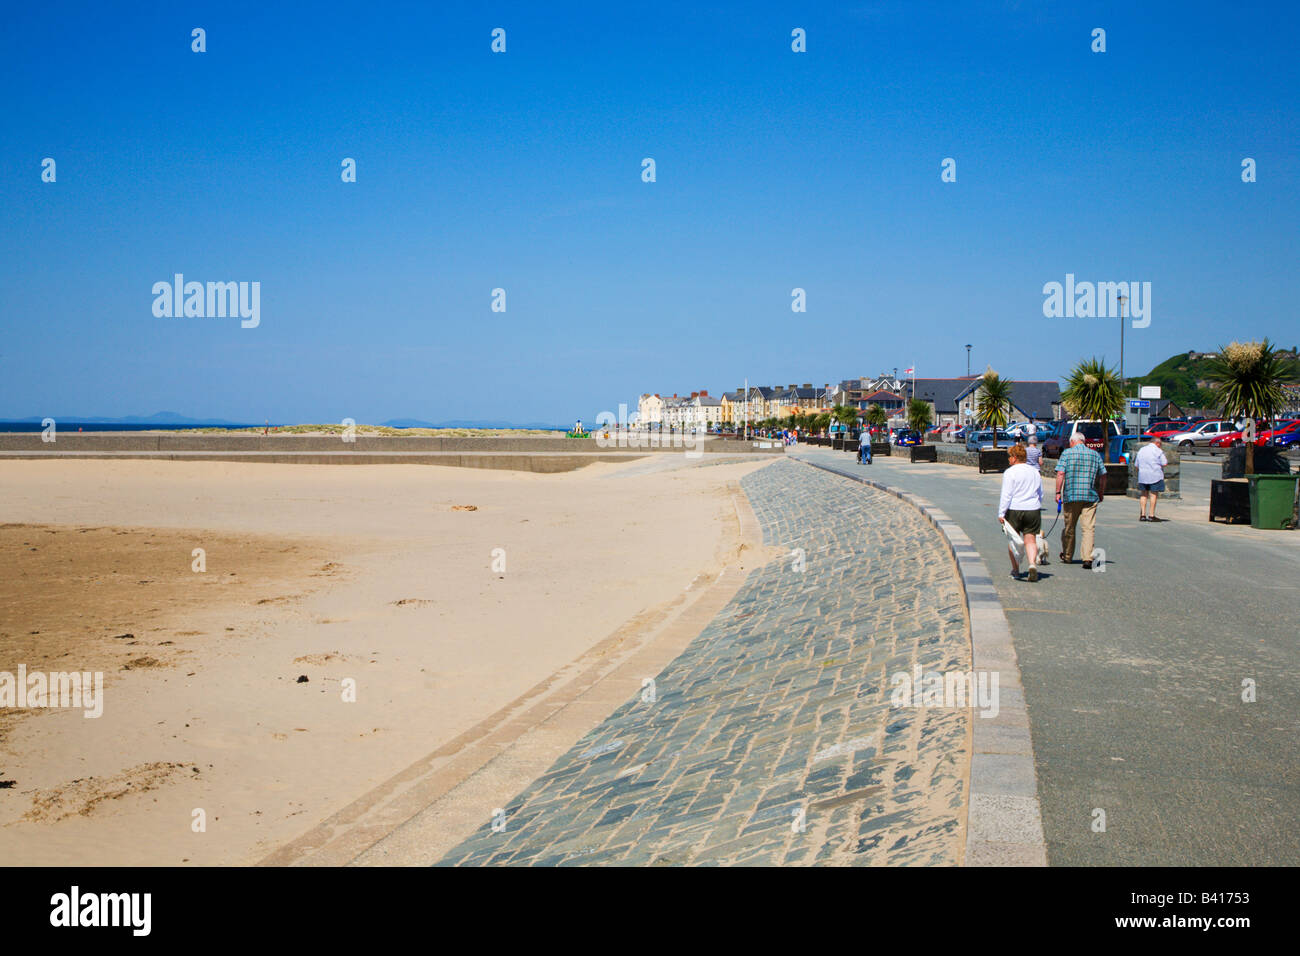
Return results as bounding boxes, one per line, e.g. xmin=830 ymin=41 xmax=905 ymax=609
xmin=1205 ymin=339 xmax=1300 ymax=473
xmin=907 ymin=398 xmax=932 ymax=435
xmin=976 ymin=368 xmax=1014 ymax=447
xmin=1061 ymin=358 xmax=1125 ymax=422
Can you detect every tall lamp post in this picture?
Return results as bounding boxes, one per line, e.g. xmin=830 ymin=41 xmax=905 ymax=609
xmin=1117 ymin=294 xmax=1128 ymax=394
xmin=965 ymin=344 xmax=972 ymax=378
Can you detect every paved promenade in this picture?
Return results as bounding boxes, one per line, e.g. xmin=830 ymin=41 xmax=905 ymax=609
xmin=437 ymin=459 xmax=971 ymax=866
xmin=796 ymin=447 xmax=1300 ymax=865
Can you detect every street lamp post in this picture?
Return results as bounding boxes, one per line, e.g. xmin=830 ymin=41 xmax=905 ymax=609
xmin=1118 ymin=294 xmax=1128 ymax=394
xmin=965 ymin=344 xmax=972 ymax=378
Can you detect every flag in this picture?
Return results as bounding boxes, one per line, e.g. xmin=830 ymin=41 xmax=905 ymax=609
xmin=903 ymin=367 xmax=914 ymax=375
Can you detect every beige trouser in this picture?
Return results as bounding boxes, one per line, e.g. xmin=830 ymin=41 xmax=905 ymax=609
xmin=1061 ymin=501 xmax=1098 ymax=563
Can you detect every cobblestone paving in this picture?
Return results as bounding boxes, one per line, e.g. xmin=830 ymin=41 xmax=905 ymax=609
xmin=437 ymin=458 xmax=971 ymax=866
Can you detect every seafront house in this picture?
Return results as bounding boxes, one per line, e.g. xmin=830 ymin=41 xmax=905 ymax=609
xmin=637 ymin=393 xmax=664 ymax=429
xmin=858 ymin=387 xmax=905 ymax=416
xmin=640 ymin=391 xmax=719 ymax=430
xmin=663 ymin=394 xmax=688 ymax=429
xmin=686 ymin=392 xmax=722 ymax=429
xmin=719 ymin=390 xmax=738 ymax=427
xmin=739 ymin=385 xmax=778 ymax=421
xmin=778 ymin=384 xmax=823 ymax=415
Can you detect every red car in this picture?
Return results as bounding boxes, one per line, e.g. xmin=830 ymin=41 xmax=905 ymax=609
xmin=1143 ymin=422 xmax=1188 ymax=439
xmin=1209 ymin=430 xmax=1246 ymax=448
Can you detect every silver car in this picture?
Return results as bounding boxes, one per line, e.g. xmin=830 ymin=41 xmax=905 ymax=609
xmin=965 ymin=429 xmax=1014 ymax=452
xmin=1166 ymin=419 xmax=1236 ymax=448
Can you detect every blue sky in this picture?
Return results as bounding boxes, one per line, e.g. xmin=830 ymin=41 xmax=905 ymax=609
xmin=3 ymin=1 xmax=1297 ymax=424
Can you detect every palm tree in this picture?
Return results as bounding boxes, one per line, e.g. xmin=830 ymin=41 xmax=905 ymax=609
xmin=832 ymin=404 xmax=858 ymax=437
xmin=976 ymin=368 xmax=1014 ymax=448
xmin=1205 ymin=339 xmax=1300 ymax=474
xmin=1061 ymin=359 xmax=1125 ymax=452
xmin=907 ymin=398 xmax=932 ymax=436
xmin=865 ymin=403 xmax=888 ymax=440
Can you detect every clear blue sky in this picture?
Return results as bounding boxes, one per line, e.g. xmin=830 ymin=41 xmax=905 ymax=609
xmin=3 ymin=1 xmax=1297 ymax=424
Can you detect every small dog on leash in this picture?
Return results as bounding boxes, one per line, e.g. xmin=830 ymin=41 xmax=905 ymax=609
xmin=1001 ymin=519 xmax=1050 ymax=565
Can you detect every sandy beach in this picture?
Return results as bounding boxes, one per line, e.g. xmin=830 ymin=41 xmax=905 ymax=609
xmin=0 ymin=456 xmax=770 ymax=865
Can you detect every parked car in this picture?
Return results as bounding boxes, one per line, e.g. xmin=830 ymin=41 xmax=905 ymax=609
xmin=1003 ymin=421 xmax=1045 ymax=442
xmin=965 ymin=429 xmax=1014 ymax=452
xmin=1143 ymin=421 xmax=1187 ymax=438
xmin=1108 ymin=434 xmax=1148 ymax=464
xmin=894 ymin=429 xmax=923 ymax=446
xmin=1166 ymin=419 xmax=1237 ymax=449
xmin=1042 ymin=419 xmax=1122 ymax=457
xmin=1273 ymin=429 xmax=1300 ymax=449
xmin=1209 ymin=430 xmax=1247 ymax=448
xmin=1259 ymin=420 xmax=1300 ymax=445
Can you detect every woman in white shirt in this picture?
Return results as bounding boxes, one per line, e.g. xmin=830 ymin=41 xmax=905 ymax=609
xmin=998 ymin=443 xmax=1044 ymax=581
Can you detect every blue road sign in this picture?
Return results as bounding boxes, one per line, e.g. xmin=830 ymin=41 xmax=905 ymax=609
xmin=1129 ymin=399 xmax=1151 ymax=409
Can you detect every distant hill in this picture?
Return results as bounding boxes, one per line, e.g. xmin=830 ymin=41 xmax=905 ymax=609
xmin=379 ymin=418 xmax=567 ymax=431
xmin=1124 ymin=353 xmax=1218 ymax=408
xmin=0 ymin=413 xmax=568 ymax=430
xmin=3 ymin=411 xmax=254 ymax=426
xmin=1126 ymin=347 xmax=1300 ymax=409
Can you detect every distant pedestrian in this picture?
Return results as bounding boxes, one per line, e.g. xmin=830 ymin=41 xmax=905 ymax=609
xmin=1025 ymin=432 xmax=1042 ymax=469
xmin=1135 ymin=435 xmax=1168 ymax=522
xmin=1055 ymin=432 xmax=1107 ymax=569
xmin=858 ymin=428 xmax=872 ymax=464
xmin=999 ymin=443 xmax=1044 ymax=581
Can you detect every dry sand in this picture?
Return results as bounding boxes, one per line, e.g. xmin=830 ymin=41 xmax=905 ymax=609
xmin=0 ymin=455 xmax=770 ymax=864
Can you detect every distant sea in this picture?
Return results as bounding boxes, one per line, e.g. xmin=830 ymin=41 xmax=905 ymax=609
xmin=0 ymin=420 xmax=572 ymax=433
xmin=0 ymin=421 xmax=267 ymax=433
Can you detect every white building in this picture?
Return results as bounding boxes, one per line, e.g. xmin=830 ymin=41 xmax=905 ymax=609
xmin=637 ymin=393 xmax=665 ymax=427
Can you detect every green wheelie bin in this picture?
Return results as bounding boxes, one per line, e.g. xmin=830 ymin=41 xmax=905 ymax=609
xmin=1247 ymin=473 xmax=1299 ymax=529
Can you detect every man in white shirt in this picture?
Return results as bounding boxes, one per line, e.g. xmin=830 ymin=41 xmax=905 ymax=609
xmin=998 ymin=443 xmax=1044 ymax=581
xmin=1134 ymin=436 xmax=1169 ymax=522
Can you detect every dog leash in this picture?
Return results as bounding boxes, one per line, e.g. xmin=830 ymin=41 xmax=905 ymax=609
xmin=1045 ymin=498 xmax=1062 ymax=537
